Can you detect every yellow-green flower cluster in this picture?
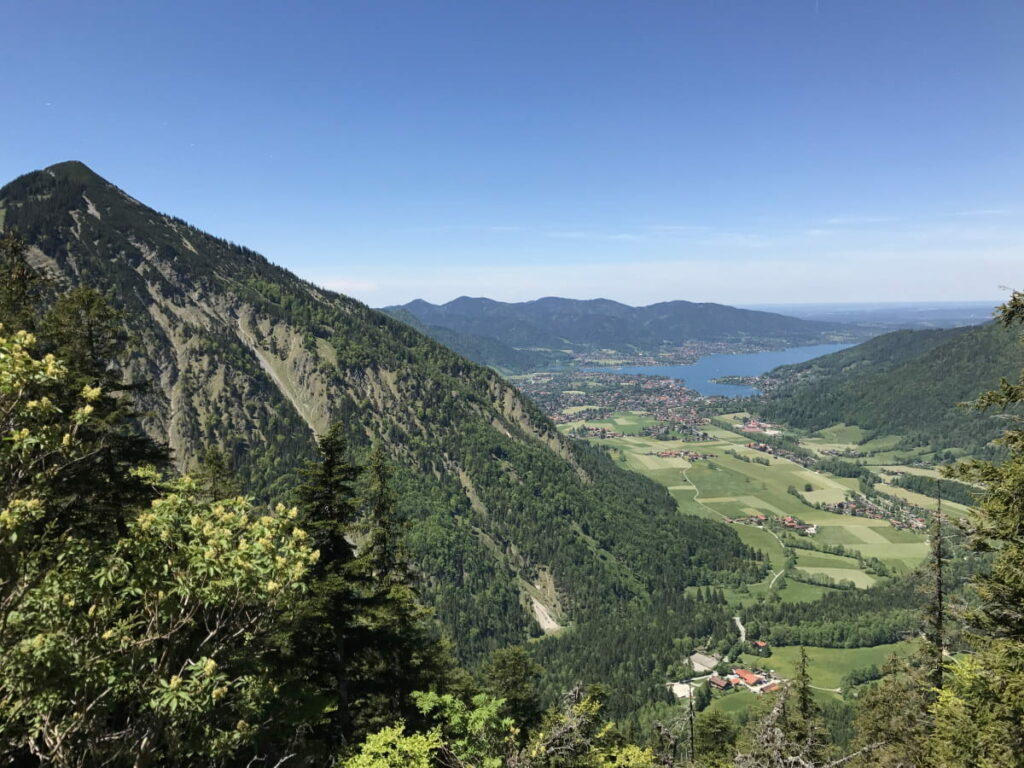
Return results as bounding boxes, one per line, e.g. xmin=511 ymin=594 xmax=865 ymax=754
xmin=0 ymin=498 xmax=45 ymax=543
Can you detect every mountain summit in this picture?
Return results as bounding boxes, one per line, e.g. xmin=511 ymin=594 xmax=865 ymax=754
xmin=0 ymin=163 xmax=761 ymax=684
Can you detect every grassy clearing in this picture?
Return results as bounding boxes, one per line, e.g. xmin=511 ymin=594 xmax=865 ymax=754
xmin=706 ymin=689 xmax=762 ymax=717
xmin=797 ymin=567 xmax=876 ymax=588
xmin=739 ymin=642 xmax=916 ymax=690
xmin=808 ymin=424 xmax=868 ymax=445
xmin=794 ymin=550 xmax=861 ymax=569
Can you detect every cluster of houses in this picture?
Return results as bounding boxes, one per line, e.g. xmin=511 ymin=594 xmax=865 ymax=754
xmin=740 ymin=418 xmax=781 ymax=435
xmin=568 ymin=426 xmax=626 ymax=439
xmin=709 ymin=668 xmax=783 ymax=695
xmin=668 ymin=649 xmax=784 ymax=700
xmin=828 ymin=499 xmax=927 ymax=531
xmin=780 ymin=515 xmax=817 ymax=535
xmin=746 ymin=441 xmax=817 ymax=469
xmin=725 ymin=512 xmax=816 ymax=536
xmin=652 ymin=449 xmax=717 ymax=460
xmin=728 ymin=512 xmax=768 ymax=526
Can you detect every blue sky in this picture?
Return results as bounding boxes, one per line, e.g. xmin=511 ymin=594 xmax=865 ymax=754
xmin=3 ymin=0 xmax=1022 ymax=306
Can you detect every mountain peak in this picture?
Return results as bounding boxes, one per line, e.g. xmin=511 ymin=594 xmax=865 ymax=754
xmin=44 ymin=160 xmax=107 ymax=185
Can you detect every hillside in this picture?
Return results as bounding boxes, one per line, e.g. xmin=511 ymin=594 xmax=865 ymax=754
xmin=386 ymin=296 xmax=858 ymax=364
xmin=385 ymin=307 xmax=572 ymax=373
xmin=0 ymin=162 xmax=764 ymax=708
xmin=755 ymin=321 xmax=1024 ymax=453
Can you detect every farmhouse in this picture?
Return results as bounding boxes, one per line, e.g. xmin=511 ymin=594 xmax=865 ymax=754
xmin=732 ymin=668 xmax=764 ymax=688
xmin=709 ymin=674 xmax=731 ymax=691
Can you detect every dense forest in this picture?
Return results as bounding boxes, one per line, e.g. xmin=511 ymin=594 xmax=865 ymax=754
xmin=754 ymin=321 xmax=1024 ymax=454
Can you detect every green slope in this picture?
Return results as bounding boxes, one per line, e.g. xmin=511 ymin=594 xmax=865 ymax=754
xmin=756 ymin=321 xmax=1024 ymax=453
xmin=0 ymin=162 xmax=765 ymax=709
xmin=385 ymin=307 xmax=571 ymax=373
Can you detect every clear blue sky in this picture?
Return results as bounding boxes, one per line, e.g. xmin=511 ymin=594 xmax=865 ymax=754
xmin=3 ymin=1 xmax=1022 ymax=306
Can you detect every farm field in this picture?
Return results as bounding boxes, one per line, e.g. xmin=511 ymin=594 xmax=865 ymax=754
xmin=559 ymin=411 xmax=930 ymax=706
xmin=703 ymin=640 xmax=917 ymax=720
xmin=559 ymin=411 xmax=930 ymax=582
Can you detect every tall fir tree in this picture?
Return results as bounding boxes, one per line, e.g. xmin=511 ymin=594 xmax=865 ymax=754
xmin=288 ymin=423 xmax=363 ymax=747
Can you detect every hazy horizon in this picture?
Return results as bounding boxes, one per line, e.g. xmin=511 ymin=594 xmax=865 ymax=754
xmin=4 ymin=2 xmax=1022 ymax=307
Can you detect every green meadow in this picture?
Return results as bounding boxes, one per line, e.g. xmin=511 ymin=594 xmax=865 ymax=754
xmin=560 ymin=411 xmax=931 ymax=585
xmin=738 ymin=641 xmax=916 ymax=691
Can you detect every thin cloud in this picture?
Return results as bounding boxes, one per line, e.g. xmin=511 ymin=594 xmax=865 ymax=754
xmin=954 ymin=208 xmax=1015 ymax=217
xmin=825 ymin=215 xmax=899 ymax=225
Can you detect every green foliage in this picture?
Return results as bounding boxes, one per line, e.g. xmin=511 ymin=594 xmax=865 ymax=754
xmin=482 ymin=645 xmax=545 ymax=735
xmin=342 ymin=723 xmax=442 ymax=768
xmin=756 ymin=320 xmax=1024 ymax=455
xmin=694 ymin=709 xmax=738 ymax=763
xmin=0 ymin=331 xmax=318 ymax=766
xmin=412 ymin=690 xmax=516 ymax=768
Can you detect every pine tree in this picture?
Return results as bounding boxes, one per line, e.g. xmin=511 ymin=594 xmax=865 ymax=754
xmin=0 ymin=235 xmax=167 ymax=542
xmin=922 ymin=481 xmax=946 ymax=692
xmin=288 ymin=423 xmax=363 ymax=746
xmin=482 ymin=645 xmax=544 ymax=738
xmin=0 ymin=230 xmax=50 ymax=333
xmin=346 ymin=445 xmax=448 ymax=740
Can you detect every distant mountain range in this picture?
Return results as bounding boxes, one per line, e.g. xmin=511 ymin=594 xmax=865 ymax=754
xmin=384 ymin=296 xmax=862 ymax=372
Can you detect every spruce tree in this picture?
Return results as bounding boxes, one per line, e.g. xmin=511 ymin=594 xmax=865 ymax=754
xmin=289 ymin=423 xmax=362 ymax=746
xmin=347 ymin=444 xmax=448 ymax=740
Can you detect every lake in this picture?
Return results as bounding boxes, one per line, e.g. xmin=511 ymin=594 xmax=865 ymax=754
xmin=592 ymin=343 xmax=853 ymax=397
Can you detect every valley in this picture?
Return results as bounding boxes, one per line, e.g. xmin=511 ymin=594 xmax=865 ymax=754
xmin=529 ymin=393 xmax=949 ymax=715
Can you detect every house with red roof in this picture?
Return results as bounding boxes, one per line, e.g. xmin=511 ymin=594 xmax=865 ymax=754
xmin=732 ymin=668 xmax=764 ymax=687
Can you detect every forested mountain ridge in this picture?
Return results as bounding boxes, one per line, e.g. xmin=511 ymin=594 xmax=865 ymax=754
xmin=755 ymin=321 xmax=1024 ymax=452
xmin=385 ymin=307 xmax=572 ymax=373
xmin=0 ymin=162 xmax=763 ymax=693
xmin=386 ymin=295 xmax=858 ymax=358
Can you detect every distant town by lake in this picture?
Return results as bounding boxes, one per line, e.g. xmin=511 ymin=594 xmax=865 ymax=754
xmin=590 ymin=343 xmax=853 ymax=397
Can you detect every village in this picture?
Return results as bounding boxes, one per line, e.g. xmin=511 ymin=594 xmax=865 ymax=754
xmin=517 ymin=371 xmax=714 ymax=432
xmin=665 ymin=647 xmax=786 ymax=702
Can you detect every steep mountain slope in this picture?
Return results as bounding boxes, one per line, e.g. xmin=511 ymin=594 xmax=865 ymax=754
xmin=0 ymin=162 xmax=764 ymax=687
xmin=756 ymin=321 xmax=1024 ymax=453
xmin=387 ymin=295 xmax=856 ymax=358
